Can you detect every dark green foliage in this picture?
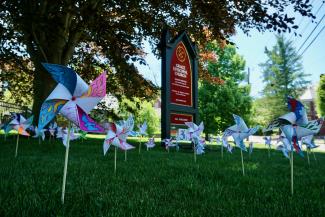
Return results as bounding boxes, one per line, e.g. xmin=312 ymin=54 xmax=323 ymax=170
xmin=1 ymin=137 xmax=325 ymax=216
xmin=317 ymin=75 xmax=325 ymax=117
xmin=199 ymin=42 xmax=252 ymax=136
xmin=257 ymin=35 xmax=310 ymax=124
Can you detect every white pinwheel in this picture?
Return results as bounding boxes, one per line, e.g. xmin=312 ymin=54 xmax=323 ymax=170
xmin=223 ymin=114 xmax=259 ymax=152
xmin=145 ymin=137 xmax=155 ymax=150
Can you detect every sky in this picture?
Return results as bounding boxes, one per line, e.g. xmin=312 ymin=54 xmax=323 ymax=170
xmin=136 ymin=1 xmax=325 ymax=98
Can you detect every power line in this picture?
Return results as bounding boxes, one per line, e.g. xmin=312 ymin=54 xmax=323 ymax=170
xmin=298 ymin=1 xmax=324 ymax=38
xmin=299 ymin=24 xmax=325 ymax=56
xmin=289 ymin=0 xmax=317 ymax=41
xmin=297 ymin=13 xmax=325 ymax=53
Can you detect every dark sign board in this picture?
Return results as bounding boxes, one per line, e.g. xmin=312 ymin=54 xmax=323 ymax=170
xmin=161 ymin=30 xmax=199 ymax=139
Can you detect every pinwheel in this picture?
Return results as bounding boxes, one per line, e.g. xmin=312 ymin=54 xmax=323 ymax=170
xmin=145 ymin=137 xmax=155 ymax=150
xmin=263 ymin=136 xmax=272 ymax=158
xmin=33 ymin=126 xmax=46 ymax=144
xmin=223 ymin=114 xmax=259 ymax=176
xmin=8 ymin=114 xmax=33 ymax=158
xmin=56 ymin=127 xmax=64 ymax=139
xmin=265 ymin=97 xmax=323 ymax=195
xmin=117 ymin=116 xmax=135 ymax=161
xmin=37 ymin=63 xmax=106 ymax=204
xmin=48 ymin=122 xmax=57 ymax=142
xmin=103 ymin=121 xmax=135 ymax=171
xmin=62 ymin=128 xmax=80 ymax=147
xmin=185 ymin=122 xmax=204 ymax=162
xmin=302 ymin=135 xmax=318 ymax=164
xmin=194 ymin=137 xmax=205 ymax=155
xmin=222 ymin=137 xmax=233 ymax=153
xmin=276 ymin=133 xmax=292 ymax=159
xmin=162 ymin=138 xmax=177 ymax=152
xmin=137 ymin=121 xmax=147 ymax=154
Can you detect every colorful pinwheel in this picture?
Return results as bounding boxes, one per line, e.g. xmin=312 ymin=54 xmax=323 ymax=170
xmin=8 ymin=114 xmax=33 ymax=157
xmin=37 ymin=63 xmax=106 ymax=204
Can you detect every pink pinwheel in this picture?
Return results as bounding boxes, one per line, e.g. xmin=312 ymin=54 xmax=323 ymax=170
xmin=103 ymin=122 xmax=135 ymax=172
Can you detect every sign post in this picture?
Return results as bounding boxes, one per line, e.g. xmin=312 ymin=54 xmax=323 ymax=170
xmin=161 ymin=30 xmax=199 ymax=140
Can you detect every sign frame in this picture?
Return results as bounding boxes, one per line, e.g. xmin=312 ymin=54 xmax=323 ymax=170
xmin=161 ymin=30 xmax=199 ymax=140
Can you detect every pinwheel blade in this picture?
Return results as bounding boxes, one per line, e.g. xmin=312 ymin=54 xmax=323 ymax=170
xmin=76 ymin=106 xmax=104 ymax=133
xmin=38 ymin=99 xmax=67 ymax=130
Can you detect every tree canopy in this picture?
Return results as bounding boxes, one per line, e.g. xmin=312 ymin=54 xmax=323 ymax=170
xmin=317 ymin=75 xmax=325 ymax=117
xmin=199 ymin=42 xmax=252 ymax=137
xmin=0 ymin=0 xmax=315 ymax=122
xmin=255 ymin=35 xmax=310 ymax=124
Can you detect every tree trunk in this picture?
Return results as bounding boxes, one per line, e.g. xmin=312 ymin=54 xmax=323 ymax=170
xmin=205 ymin=133 xmax=209 ymax=141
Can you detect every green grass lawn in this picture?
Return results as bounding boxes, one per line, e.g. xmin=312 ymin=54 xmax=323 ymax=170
xmin=0 ymin=135 xmax=325 ymax=217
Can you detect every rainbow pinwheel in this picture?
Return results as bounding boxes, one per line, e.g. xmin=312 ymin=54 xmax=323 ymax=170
xmin=37 ymin=63 xmax=106 ymax=204
xmin=145 ymin=137 xmax=155 ymax=150
xmin=9 ymin=114 xmax=33 ymax=136
xmin=8 ymin=114 xmax=33 ymax=157
xmin=38 ymin=63 xmax=105 ymax=133
xmin=223 ymin=114 xmax=259 ymax=152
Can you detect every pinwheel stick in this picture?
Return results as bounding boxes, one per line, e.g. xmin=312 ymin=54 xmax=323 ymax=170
xmin=124 ymin=150 xmax=127 ymax=162
xmin=221 ymin=145 xmax=223 ymax=159
xmin=139 ymin=135 xmax=142 ymax=154
xmin=311 ymin=150 xmax=317 ymax=161
xmin=193 ymin=141 xmax=197 ymax=163
xmin=268 ymin=147 xmax=270 ymax=158
xmin=240 ymin=149 xmax=245 ymax=176
xmin=114 ymin=146 xmax=117 ymax=173
xmin=306 ymin=149 xmax=310 ymax=165
xmin=15 ymin=134 xmax=19 ymax=158
xmin=290 ymin=152 xmax=294 ymax=195
xmin=61 ymin=124 xmax=71 ymax=204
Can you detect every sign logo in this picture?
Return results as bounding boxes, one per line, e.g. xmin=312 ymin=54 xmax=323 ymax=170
xmin=176 ymin=45 xmax=186 ymax=62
